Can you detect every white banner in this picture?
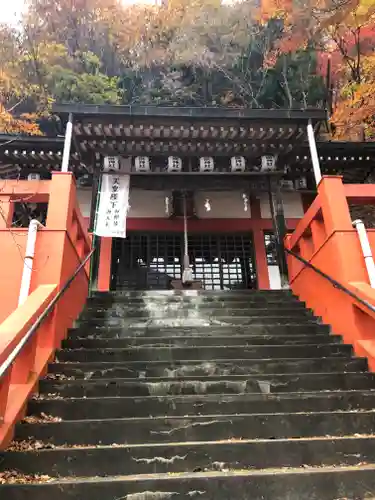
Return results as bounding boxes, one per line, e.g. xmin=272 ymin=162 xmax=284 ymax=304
xmin=94 ymin=174 xmax=130 ymax=238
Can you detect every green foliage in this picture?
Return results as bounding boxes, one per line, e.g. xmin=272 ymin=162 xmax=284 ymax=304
xmin=0 ymin=0 xmax=327 ymax=135
xmin=44 ymin=52 xmax=122 ymax=105
xmin=48 ymin=68 xmax=121 ymax=105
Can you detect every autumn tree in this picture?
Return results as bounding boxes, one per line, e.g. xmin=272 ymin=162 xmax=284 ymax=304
xmin=121 ymin=0 xmax=325 ymax=108
xmin=24 ymin=0 xmax=131 ymax=72
xmin=259 ymin=0 xmax=375 ymax=138
xmin=0 ymin=0 xmax=330 ymax=134
xmin=17 ymin=41 xmax=122 ymax=107
xmin=333 ymin=53 xmax=375 ymax=140
xmin=0 ymin=24 xmax=42 ymax=134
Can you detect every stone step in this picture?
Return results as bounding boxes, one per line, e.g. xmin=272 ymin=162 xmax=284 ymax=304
xmin=75 ymin=315 xmax=319 ymax=329
xmin=14 ymin=411 xmax=375 ymax=448
xmin=5 ymin=433 xmax=375 ymax=475
xmin=47 ymin=357 xmax=367 ymax=379
xmin=2 ymin=464 xmax=375 ymax=500
xmin=85 ymin=300 xmax=305 ymax=313
xmin=56 ymin=344 xmax=352 ymax=363
xmin=79 ymin=307 xmax=312 ymax=320
xmin=69 ymin=323 xmax=330 ymax=339
xmin=38 ymin=372 xmax=375 ymax=398
xmin=28 ymin=390 xmax=375 ymax=420
xmin=62 ymin=333 xmax=338 ymax=349
xmin=3 ymin=288 xmax=372 ymax=500
xmin=91 ymin=290 xmax=294 ymax=299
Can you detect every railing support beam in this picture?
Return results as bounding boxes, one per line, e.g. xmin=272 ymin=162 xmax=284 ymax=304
xmin=269 ymin=178 xmax=289 ymax=288
xmin=307 ymin=119 xmax=322 ymax=186
xmin=18 ymin=219 xmax=44 ymax=306
xmin=353 ymin=219 xmax=375 ymax=288
xmin=61 ymin=113 xmax=73 ymax=173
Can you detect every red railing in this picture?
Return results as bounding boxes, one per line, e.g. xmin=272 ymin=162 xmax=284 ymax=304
xmin=0 ymin=172 xmax=92 ymax=447
xmin=285 ymin=175 xmax=375 ymax=370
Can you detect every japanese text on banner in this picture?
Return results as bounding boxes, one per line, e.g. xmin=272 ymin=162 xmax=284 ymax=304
xmin=94 ymin=174 xmax=130 ymax=238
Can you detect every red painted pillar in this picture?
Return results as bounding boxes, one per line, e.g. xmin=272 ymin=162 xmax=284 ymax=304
xmin=98 ymin=237 xmax=113 ymax=291
xmin=318 ymin=175 xmax=364 ymax=285
xmin=318 ymin=176 xmax=352 ymax=235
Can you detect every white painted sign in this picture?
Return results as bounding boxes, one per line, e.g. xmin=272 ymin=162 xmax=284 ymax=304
xmin=94 ymin=174 xmax=130 ymax=238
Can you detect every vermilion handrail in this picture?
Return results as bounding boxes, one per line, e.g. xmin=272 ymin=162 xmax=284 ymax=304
xmin=287 ymin=194 xmax=322 ymax=251
xmin=285 ymin=248 xmax=375 ymax=315
xmin=71 ymin=204 xmax=91 ymax=256
xmin=0 ymin=248 xmax=95 ymax=381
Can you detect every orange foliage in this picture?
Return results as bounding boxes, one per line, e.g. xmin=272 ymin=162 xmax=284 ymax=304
xmin=317 ymin=50 xmax=344 ymax=80
xmin=277 ymin=32 xmax=309 ymax=53
xmin=260 ymin=0 xmax=293 ymax=22
xmin=332 ymin=87 xmax=375 ymax=140
xmin=0 ymin=105 xmax=42 ymax=135
xmin=331 ymin=54 xmax=375 ymax=140
xmin=259 ymin=0 xmax=375 ymax=57
xmin=259 ymin=0 xmax=375 ymax=141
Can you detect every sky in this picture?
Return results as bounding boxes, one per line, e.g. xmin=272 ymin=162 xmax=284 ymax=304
xmin=0 ymin=0 xmax=157 ymax=25
xmin=0 ymin=0 xmax=26 ymax=25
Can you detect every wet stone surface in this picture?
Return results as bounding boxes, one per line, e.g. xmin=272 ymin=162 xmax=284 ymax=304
xmin=2 ymin=290 xmax=375 ymax=499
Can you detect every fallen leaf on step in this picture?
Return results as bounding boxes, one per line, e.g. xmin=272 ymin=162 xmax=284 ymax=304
xmin=22 ymin=413 xmax=62 ymax=424
xmin=0 ymin=471 xmax=54 ymax=484
xmin=8 ymin=440 xmax=55 ymax=452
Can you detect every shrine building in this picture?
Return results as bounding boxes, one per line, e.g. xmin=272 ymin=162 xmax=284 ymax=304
xmin=4 ymin=105 xmax=375 ymax=498
xmin=1 ymin=104 xmax=374 ymax=293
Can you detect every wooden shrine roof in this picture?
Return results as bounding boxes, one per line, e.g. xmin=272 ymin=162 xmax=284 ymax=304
xmin=0 ymin=135 xmax=82 ymax=178
xmin=52 ymin=104 xmax=327 ymax=158
xmin=0 ymin=102 xmax=374 ymax=187
xmin=282 ymin=142 xmax=375 ymax=184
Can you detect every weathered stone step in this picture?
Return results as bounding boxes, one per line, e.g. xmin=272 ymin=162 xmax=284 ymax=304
xmin=79 ymin=307 xmax=312 ymax=321
xmin=62 ymin=333 xmax=338 ymax=349
xmin=91 ymin=290 xmax=294 ymax=299
xmin=85 ymin=300 xmax=305 ymax=314
xmin=28 ymin=390 xmax=375 ymax=421
xmin=76 ymin=316 xmax=319 ymax=330
xmin=14 ymin=411 xmax=375 ymax=447
xmin=2 ymin=456 xmax=375 ymax=499
xmin=77 ymin=313 xmax=316 ymax=329
xmin=48 ymin=357 xmax=367 ymax=379
xmin=38 ymin=372 xmax=375 ymax=398
xmin=69 ymin=323 xmax=329 ymax=339
xmin=56 ymin=344 xmax=351 ymax=363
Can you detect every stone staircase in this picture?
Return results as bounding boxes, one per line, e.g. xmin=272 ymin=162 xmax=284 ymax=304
xmin=2 ymin=290 xmax=375 ymax=498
